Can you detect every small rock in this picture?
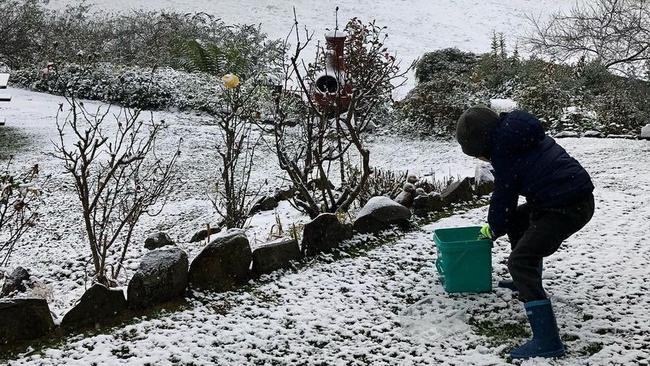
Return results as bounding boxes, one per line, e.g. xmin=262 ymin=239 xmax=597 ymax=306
xmin=252 ymin=239 xmax=302 ymax=274
xmin=474 ymin=164 xmax=495 ymax=196
xmin=144 ymin=232 xmax=175 ymax=250
xmin=403 ymin=183 xmax=416 ymax=193
xmin=554 ymin=131 xmax=580 ymax=138
xmin=61 ymin=283 xmax=127 ymax=328
xmin=189 ymin=225 xmax=222 ymax=243
xmin=249 ymin=195 xmax=279 ymax=215
xmin=415 ymin=188 xmax=426 ymax=196
xmin=606 ymin=134 xmax=636 ymax=139
xmin=412 ymin=193 xmax=444 ymax=217
xmin=128 ymin=247 xmax=189 ymax=309
xmin=0 ymin=298 xmax=54 ymax=344
xmin=583 ymin=130 xmax=602 ymax=138
xmin=441 ymin=177 xmax=474 ymax=205
xmin=407 ymin=175 xmax=419 ymax=184
xmin=353 ymin=196 xmax=412 ymax=234
xmin=394 ymin=189 xmax=415 ymax=208
xmin=640 ymin=124 xmax=650 ymax=140
xmin=189 ymin=229 xmax=252 ymax=291
xmin=302 ymin=213 xmax=353 ymax=256
xmin=273 ymin=187 xmax=295 ymax=202
xmin=1 ymin=267 xmax=31 ymax=297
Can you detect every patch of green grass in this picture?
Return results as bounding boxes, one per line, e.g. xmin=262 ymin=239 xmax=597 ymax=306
xmin=561 ymin=333 xmax=580 ymax=342
xmin=578 ymin=342 xmax=603 ymax=356
xmin=0 ymin=127 xmax=31 ymax=160
xmin=469 ymin=318 xmax=530 ymax=346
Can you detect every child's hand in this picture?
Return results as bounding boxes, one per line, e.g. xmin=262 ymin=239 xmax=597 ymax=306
xmin=478 ymin=224 xmax=493 ymax=240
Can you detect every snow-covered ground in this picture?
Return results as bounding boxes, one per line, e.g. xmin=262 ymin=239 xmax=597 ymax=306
xmin=2 ymin=86 xmax=650 ymax=365
xmin=2 ymin=1 xmax=648 ymax=364
xmin=0 ymin=87 xmax=475 ymax=314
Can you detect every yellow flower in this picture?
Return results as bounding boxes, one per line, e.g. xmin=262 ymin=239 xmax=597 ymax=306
xmin=222 ymin=74 xmax=240 ymax=89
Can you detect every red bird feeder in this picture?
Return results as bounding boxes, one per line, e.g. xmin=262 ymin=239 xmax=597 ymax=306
xmin=313 ymin=32 xmax=353 ymax=115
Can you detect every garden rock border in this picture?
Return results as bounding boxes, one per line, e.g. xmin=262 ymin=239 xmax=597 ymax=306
xmin=5 ymin=173 xmax=492 ymax=346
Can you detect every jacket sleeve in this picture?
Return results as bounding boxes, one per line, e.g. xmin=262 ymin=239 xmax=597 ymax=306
xmin=487 ymin=164 xmax=519 ymax=238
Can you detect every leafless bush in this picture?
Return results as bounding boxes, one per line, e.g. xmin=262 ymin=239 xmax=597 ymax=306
xmin=348 ymin=166 xmax=407 ymax=207
xmin=52 ymin=98 xmax=180 ymax=286
xmin=207 ymin=78 xmax=266 ymax=229
xmin=0 ymin=160 xmax=42 ymax=265
xmin=268 ymin=11 xmax=412 ymax=218
xmin=527 ymin=0 xmax=650 ymax=76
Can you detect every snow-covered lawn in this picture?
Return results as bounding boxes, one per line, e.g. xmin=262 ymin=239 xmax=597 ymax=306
xmin=1 ymin=87 xmax=649 ymax=365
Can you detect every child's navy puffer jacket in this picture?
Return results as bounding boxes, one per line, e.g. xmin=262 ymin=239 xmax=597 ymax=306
xmin=487 ymin=110 xmax=594 ymax=238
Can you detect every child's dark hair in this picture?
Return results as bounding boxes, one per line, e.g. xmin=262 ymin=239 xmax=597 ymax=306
xmin=456 ymin=106 xmax=499 ymax=158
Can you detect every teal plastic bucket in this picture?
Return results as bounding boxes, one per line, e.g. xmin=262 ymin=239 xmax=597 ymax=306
xmin=432 ymin=226 xmax=493 ymax=293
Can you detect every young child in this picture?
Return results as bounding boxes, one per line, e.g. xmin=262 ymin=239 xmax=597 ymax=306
xmin=456 ymin=106 xmax=595 ymax=359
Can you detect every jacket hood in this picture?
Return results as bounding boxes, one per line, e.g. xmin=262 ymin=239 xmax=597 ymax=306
xmin=490 ymin=110 xmax=545 ymax=157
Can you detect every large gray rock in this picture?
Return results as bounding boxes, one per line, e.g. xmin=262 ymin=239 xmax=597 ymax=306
xmin=1 ymin=267 xmax=31 ymax=297
xmin=474 ymin=164 xmax=495 ymax=197
xmin=353 ymin=196 xmax=412 ymax=234
xmin=252 ymin=239 xmax=302 ymax=274
xmin=189 ymin=230 xmax=252 ymax=291
xmin=249 ymin=195 xmax=279 ymax=215
xmin=61 ymin=283 xmax=127 ymax=328
xmin=144 ymin=232 xmax=175 ymax=250
xmin=412 ymin=193 xmax=444 ymax=217
xmin=0 ymin=298 xmax=54 ymax=344
xmin=301 ymin=213 xmax=353 ymax=256
xmin=128 ymin=247 xmax=189 ymax=309
xmin=441 ymin=177 xmax=474 ymax=205
xmin=641 ymin=124 xmax=650 ymax=140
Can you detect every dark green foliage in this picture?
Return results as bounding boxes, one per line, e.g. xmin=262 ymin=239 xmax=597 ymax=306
xmin=0 ymin=0 xmax=281 ymax=74
xmin=400 ymin=32 xmax=650 ymax=136
xmin=415 ymin=48 xmax=479 ymax=83
xmin=2 ymin=0 xmax=283 ymax=111
xmin=397 ymin=73 xmax=488 ymax=136
xmin=176 ymin=26 xmax=282 ymax=80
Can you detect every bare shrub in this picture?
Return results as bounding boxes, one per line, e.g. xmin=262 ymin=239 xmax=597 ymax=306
xmin=0 ymin=160 xmax=42 ymax=265
xmin=52 ymin=98 xmax=180 ymax=286
xmin=527 ymin=0 xmax=650 ymax=77
xmin=207 ymin=79 xmax=266 ymax=229
xmin=269 ymin=12 xmax=412 ymax=218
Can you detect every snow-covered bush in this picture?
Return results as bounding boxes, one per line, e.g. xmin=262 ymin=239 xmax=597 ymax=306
xmin=400 ymin=33 xmax=650 ymax=136
xmin=0 ymin=1 xmax=281 ymax=72
xmin=415 ymin=48 xmax=479 ymax=83
xmin=515 ymin=78 xmax=572 ymax=131
xmin=591 ymin=88 xmax=648 ymax=136
xmin=11 ymin=64 xmax=224 ymax=111
xmin=397 ymin=73 xmax=487 ymax=136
